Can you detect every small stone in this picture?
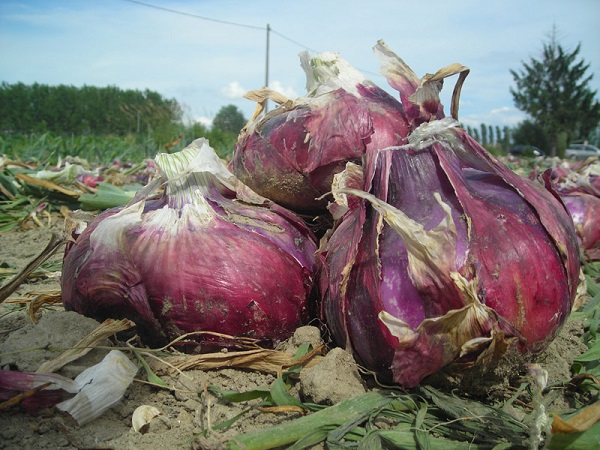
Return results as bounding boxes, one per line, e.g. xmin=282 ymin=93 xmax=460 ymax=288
xmin=183 ymin=398 xmax=201 ymax=412
xmin=175 ymin=409 xmax=193 ymax=427
xmin=147 ymin=414 xmax=172 ymax=433
xmin=278 ymin=326 xmax=322 ymax=354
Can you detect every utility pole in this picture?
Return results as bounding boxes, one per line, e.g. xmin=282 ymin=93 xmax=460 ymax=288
xmin=265 ymin=23 xmax=270 ymax=112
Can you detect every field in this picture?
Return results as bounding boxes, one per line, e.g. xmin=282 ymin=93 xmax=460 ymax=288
xmin=0 ymin=134 xmax=599 ymax=449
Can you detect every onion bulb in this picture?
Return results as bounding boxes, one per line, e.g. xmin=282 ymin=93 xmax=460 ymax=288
xmin=319 ymin=41 xmax=580 ymax=388
xmin=61 ymin=139 xmax=319 ymax=350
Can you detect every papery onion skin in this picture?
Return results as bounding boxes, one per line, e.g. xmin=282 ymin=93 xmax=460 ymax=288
xmin=61 ymin=139 xmax=319 ymax=350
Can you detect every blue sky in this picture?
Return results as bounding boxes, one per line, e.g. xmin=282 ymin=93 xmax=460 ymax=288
xmin=1 ymin=0 xmax=599 ymax=129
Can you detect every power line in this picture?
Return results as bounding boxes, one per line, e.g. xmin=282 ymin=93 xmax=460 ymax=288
xmin=270 ymin=29 xmax=319 ymax=53
xmin=121 ymin=0 xmax=384 ymax=81
xmin=120 ymin=0 xmax=343 ymax=56
xmin=121 ymin=0 xmax=265 ymax=30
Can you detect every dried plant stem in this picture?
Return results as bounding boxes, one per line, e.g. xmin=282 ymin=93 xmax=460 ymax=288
xmin=36 ymin=318 xmax=135 ymax=373
xmin=0 ymin=233 xmax=65 ymax=304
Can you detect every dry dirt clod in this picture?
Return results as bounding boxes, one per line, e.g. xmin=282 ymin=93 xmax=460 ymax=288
xmin=300 ymin=347 xmax=367 ymax=405
xmin=277 ymin=325 xmax=322 ymax=354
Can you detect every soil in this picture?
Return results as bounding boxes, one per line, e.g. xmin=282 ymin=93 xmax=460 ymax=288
xmin=0 ymin=223 xmax=591 ymax=449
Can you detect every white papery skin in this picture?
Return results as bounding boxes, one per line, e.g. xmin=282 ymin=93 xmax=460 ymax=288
xmin=56 ymin=350 xmax=138 ymax=424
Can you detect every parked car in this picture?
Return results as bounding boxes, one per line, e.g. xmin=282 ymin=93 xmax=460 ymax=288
xmin=565 ymin=143 xmax=600 ymax=160
xmin=509 ymin=145 xmax=545 ymax=157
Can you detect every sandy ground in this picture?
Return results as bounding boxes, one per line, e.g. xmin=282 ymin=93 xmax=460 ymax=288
xmin=0 ymin=223 xmax=591 ymax=449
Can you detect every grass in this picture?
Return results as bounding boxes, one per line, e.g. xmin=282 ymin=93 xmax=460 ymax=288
xmin=0 ymin=129 xmax=238 ymax=226
xmin=0 ymin=129 xmax=237 ymax=166
xmin=0 ymin=132 xmax=178 ymax=165
xmin=572 ymin=262 xmax=600 ymax=381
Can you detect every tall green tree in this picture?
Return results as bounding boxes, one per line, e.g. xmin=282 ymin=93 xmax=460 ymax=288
xmin=488 ymin=125 xmax=494 ymax=144
xmin=510 ymin=28 xmax=600 ymax=156
xmin=501 ymin=126 xmax=511 ymax=151
xmin=480 ymin=123 xmax=488 ymax=146
xmin=511 ymin=120 xmax=549 ymax=151
xmin=212 ymin=105 xmax=246 ymax=135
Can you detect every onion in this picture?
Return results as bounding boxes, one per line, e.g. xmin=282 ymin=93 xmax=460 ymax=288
xmin=61 ymin=139 xmax=319 ymax=350
xmin=542 ymin=159 xmax=600 ymax=260
xmin=561 ymin=192 xmax=600 ymax=260
xmin=230 ymin=50 xmax=409 ymax=213
xmin=320 ymin=42 xmax=580 ymax=388
xmin=549 ymin=158 xmax=600 ymax=198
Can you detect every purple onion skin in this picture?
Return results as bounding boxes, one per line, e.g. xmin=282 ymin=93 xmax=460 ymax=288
xmin=62 ymin=189 xmax=319 ymax=351
xmin=0 ymin=370 xmax=70 ymax=412
xmin=561 ymin=192 xmax=600 ymax=260
xmin=232 ymin=84 xmax=410 ymax=213
xmin=322 ymin=123 xmax=580 ymax=387
xmin=438 ymin=133 xmax=580 ymax=334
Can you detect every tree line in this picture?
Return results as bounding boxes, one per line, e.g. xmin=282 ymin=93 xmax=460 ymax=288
xmin=462 ymin=28 xmax=599 ymax=157
xmin=0 ymin=82 xmax=251 ymax=159
xmin=0 ymin=82 xmax=183 ymax=137
xmin=465 ymin=124 xmax=512 ymax=150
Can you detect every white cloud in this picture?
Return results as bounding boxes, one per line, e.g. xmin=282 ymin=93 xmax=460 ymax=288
xmin=220 ymin=81 xmax=247 ymax=99
xmin=219 ymin=80 xmax=299 ymax=103
xmin=194 ymin=116 xmax=213 ymax=127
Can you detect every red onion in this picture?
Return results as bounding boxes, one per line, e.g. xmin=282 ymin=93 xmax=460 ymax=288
xmin=561 ymin=192 xmax=600 ymax=260
xmin=61 ymin=139 xmax=319 ymax=350
xmin=230 ymin=50 xmax=409 ymax=213
xmin=320 ymin=42 xmax=580 ymax=387
xmin=543 ymin=159 xmax=600 ymax=260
